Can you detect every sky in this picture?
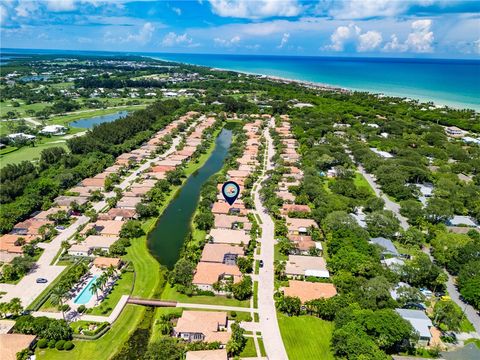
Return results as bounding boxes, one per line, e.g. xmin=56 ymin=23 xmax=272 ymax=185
xmin=0 ymin=0 xmax=479 ymax=58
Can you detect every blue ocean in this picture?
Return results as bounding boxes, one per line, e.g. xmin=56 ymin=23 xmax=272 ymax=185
xmin=2 ymin=48 xmax=479 ymax=110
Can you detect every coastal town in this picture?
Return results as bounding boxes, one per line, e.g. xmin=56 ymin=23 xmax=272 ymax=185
xmin=1 ymin=52 xmax=479 ymax=360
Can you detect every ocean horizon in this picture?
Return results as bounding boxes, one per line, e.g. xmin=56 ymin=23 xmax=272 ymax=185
xmin=2 ymin=48 xmax=479 ymax=111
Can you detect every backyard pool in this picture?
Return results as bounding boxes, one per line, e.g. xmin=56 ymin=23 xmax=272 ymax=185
xmin=74 ymin=275 xmax=98 ymax=305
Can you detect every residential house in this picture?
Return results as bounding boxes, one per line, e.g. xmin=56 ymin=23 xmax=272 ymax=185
xmin=200 ymin=244 xmax=244 ymax=264
xmin=285 ymin=255 xmax=330 ymax=278
xmin=209 ymin=228 xmax=250 ymax=246
xmin=192 ymin=262 xmax=242 ymax=292
xmin=213 ymin=214 xmax=251 ymax=230
xmin=0 ymin=334 xmax=37 ymax=360
xmin=285 ymin=217 xmax=318 ymax=235
xmin=283 ymin=280 xmax=337 ymax=303
xmin=370 ymin=237 xmax=400 ymax=257
xmin=173 ymin=311 xmax=230 ymax=344
xmin=185 ymin=349 xmax=228 ymax=360
xmin=93 ymin=257 xmax=121 ymax=269
xmin=395 ymin=309 xmax=434 ymax=346
xmin=287 ymin=235 xmax=320 ymax=255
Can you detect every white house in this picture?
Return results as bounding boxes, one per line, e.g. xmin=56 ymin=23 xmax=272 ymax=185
xmin=40 ymin=125 xmax=67 ymax=135
xmin=7 ymin=133 xmax=36 ymax=141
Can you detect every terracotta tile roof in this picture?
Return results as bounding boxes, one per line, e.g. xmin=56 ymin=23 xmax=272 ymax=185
xmin=186 ymin=350 xmax=228 ymax=360
xmin=193 ymin=262 xmax=242 ymax=286
xmin=285 ymin=255 xmax=329 ymax=277
xmin=0 ymin=334 xmax=36 ymax=360
xmin=213 ymin=214 xmax=250 ymax=229
xmin=288 ymin=235 xmax=316 ymax=251
xmin=0 ymin=234 xmax=37 ymax=254
xmin=175 ymin=311 xmax=230 ymax=344
xmin=282 ymin=204 xmax=311 ymax=214
xmin=106 ymin=208 xmax=137 ymax=219
xmin=209 ymin=228 xmax=250 ymax=246
xmin=285 ymin=217 xmax=318 ymax=232
xmin=200 ymin=243 xmax=244 ymax=263
xmin=93 ymin=257 xmax=121 ymax=268
xmin=284 ymin=280 xmax=337 ymax=303
xmin=94 ymin=220 xmax=124 ymax=236
xmin=82 ymin=178 xmax=105 ymax=187
xmin=13 ymin=219 xmax=53 ymax=235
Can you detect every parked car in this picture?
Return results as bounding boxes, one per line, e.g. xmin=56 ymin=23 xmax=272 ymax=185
xmin=55 ymin=225 xmax=66 ymax=231
xmin=259 ymin=260 xmax=264 ymax=268
xmin=36 ymin=278 xmax=48 ymax=284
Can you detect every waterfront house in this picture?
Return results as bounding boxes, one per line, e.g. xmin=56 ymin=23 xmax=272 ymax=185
xmin=192 ymin=262 xmax=242 ymax=292
xmin=209 ymin=228 xmax=250 ymax=246
xmin=285 ymin=255 xmax=330 ymax=278
xmin=173 ymin=311 xmax=230 ymax=344
xmin=116 ymin=196 xmax=142 ymax=209
xmin=93 ymin=220 xmax=124 ymax=237
xmin=200 ymin=243 xmax=244 ymax=264
xmin=213 ymin=214 xmax=251 ymax=230
xmin=283 ymin=280 xmax=337 ymax=303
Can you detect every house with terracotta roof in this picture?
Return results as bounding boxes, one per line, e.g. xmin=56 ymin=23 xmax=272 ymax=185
xmin=12 ymin=219 xmax=53 ymax=236
xmin=116 ymin=196 xmax=142 ymax=209
xmin=276 ymin=190 xmax=295 ymax=203
xmin=0 ymin=234 xmax=37 ymax=255
xmin=81 ymin=177 xmax=105 ymax=188
xmin=200 ymin=244 xmax=244 ymax=264
xmin=193 ymin=262 xmax=242 ymax=292
xmin=32 ymin=207 xmax=68 ymax=221
xmin=209 ymin=228 xmax=250 ymax=246
xmin=68 ymin=235 xmax=119 ymax=256
xmin=93 ymin=257 xmax=121 ymax=269
xmin=0 ymin=334 xmax=37 ymax=360
xmin=227 ymin=170 xmax=250 ymax=179
xmin=173 ymin=311 xmax=230 ymax=344
xmin=285 ymin=217 xmax=318 ymax=235
xmin=185 ymin=349 xmax=228 ymax=360
xmin=151 ymin=165 xmax=176 ymax=173
xmin=211 ymin=201 xmax=248 ymax=216
xmin=287 ymin=235 xmax=320 ymax=255
xmin=54 ymin=195 xmax=89 ymax=209
xmin=281 ymin=204 xmax=311 ymax=215
xmin=285 ymin=255 xmax=330 ymax=278
xmin=283 ymin=280 xmax=337 ymax=303
xmin=105 ymin=208 xmax=137 ymax=220
xmin=93 ymin=220 xmax=124 ymax=237
xmin=213 ymin=214 xmax=251 ymax=230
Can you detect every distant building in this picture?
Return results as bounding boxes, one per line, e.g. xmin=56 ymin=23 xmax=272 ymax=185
xmin=445 ymin=126 xmax=464 ymax=138
xmin=7 ymin=133 xmax=35 ymax=141
xmin=446 ymin=216 xmax=478 ymax=228
xmin=370 ymin=237 xmax=400 ymax=257
xmin=395 ymin=309 xmax=433 ymax=345
xmin=40 ymin=125 xmax=67 ymax=135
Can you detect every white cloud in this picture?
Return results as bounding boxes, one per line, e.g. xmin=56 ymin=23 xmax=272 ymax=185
xmin=214 ymin=35 xmax=241 ymax=47
xmin=327 ymin=23 xmax=360 ymax=51
xmin=358 ymin=30 xmax=383 ymax=51
xmin=277 ymin=32 xmax=290 ymax=48
xmin=326 ymin=23 xmax=382 ymax=52
xmin=45 ymin=0 xmax=76 ymax=12
xmin=326 ymin=0 xmax=434 ymax=20
xmin=161 ymin=32 xmax=193 ymax=47
xmin=124 ymin=22 xmax=155 ymax=44
xmin=15 ymin=1 xmax=39 ymax=17
xmin=405 ymin=19 xmax=434 ymax=52
xmin=208 ymin=0 xmax=301 ymax=19
xmin=0 ymin=5 xmax=8 ymax=25
xmin=172 ymin=7 xmax=181 ymax=15
xmin=384 ymin=19 xmax=434 ymax=53
xmin=383 ymin=34 xmax=407 ymax=52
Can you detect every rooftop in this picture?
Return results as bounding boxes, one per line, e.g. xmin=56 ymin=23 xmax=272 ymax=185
xmin=209 ymin=228 xmax=250 ymax=246
xmin=185 ymin=349 xmax=228 ymax=360
xmin=200 ymin=243 xmax=244 ymax=263
xmin=193 ymin=262 xmax=242 ymax=285
xmin=284 ymin=280 xmax=337 ymax=303
xmin=285 ymin=255 xmax=329 ymax=278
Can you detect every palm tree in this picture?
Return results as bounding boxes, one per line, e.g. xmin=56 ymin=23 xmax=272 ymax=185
xmin=50 ymin=287 xmax=68 ymax=320
xmin=90 ymin=281 xmax=100 ymax=301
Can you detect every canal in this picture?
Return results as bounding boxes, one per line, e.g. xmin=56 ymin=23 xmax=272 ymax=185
xmin=147 ymin=128 xmax=233 ymax=269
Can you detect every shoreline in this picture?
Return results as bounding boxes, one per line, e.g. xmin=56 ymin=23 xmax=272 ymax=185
xmin=149 ymin=55 xmax=479 ymax=112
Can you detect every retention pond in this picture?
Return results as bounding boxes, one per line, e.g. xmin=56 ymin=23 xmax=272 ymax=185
xmin=147 ymin=128 xmax=233 ymax=269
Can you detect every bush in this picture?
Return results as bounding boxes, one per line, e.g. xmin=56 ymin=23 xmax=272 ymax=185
xmin=37 ymin=339 xmax=48 ymax=349
xmin=63 ymin=341 xmax=74 ymax=350
xmin=48 ymin=339 xmax=56 ymax=348
xmin=77 ymin=305 xmax=86 ymax=313
xmin=55 ymin=340 xmax=66 ymax=350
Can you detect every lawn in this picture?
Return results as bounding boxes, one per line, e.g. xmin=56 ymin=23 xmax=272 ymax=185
xmin=353 ymin=172 xmax=375 ymax=195
xmin=258 ymin=337 xmax=266 ymax=356
xmin=240 ymin=337 xmax=257 ymax=357
xmin=149 ymin=307 xmax=183 ymax=343
xmin=160 ymin=283 xmax=250 ymax=308
xmin=0 ymin=141 xmax=69 ymax=168
xmin=274 ymin=244 xmax=288 ymax=261
xmin=86 ymin=271 xmax=134 ymax=316
xmin=278 ymin=313 xmax=335 ymax=360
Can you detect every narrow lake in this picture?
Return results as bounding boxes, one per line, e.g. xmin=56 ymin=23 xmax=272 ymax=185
xmin=70 ymin=110 xmax=128 ymax=129
xmin=147 ymin=128 xmax=233 ymax=269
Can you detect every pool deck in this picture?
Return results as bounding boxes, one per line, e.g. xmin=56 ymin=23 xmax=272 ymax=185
xmin=32 ymin=295 xmax=129 ymax=324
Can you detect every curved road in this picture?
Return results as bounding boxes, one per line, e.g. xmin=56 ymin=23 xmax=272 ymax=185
xmin=251 ymin=118 xmax=289 ymax=360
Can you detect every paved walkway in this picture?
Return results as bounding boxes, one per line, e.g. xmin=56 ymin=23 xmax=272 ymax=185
xmin=176 ymin=302 xmax=256 ymax=313
xmin=32 ymin=295 xmax=129 ymax=324
xmin=251 ymin=118 xmax=289 ymax=360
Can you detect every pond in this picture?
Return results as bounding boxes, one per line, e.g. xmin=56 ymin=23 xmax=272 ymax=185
xmin=147 ymin=128 xmax=233 ymax=269
xmin=70 ymin=111 xmax=128 ymax=129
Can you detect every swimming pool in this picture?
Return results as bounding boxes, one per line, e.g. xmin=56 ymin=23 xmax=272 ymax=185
xmin=74 ymin=275 xmax=99 ymax=305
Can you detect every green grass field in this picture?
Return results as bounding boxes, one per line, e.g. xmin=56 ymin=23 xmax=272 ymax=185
xmin=353 ymin=172 xmax=375 ymax=195
xmin=278 ymin=313 xmax=335 ymax=360
xmin=240 ymin=337 xmax=257 ymax=357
